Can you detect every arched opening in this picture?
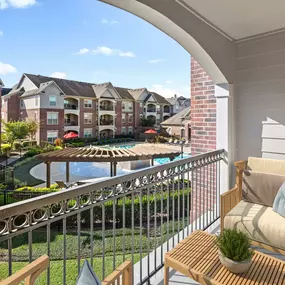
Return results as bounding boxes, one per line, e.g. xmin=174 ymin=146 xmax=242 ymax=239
xmin=100 ymin=114 xmax=114 ymax=126
xmin=100 ymin=129 xmax=114 ymax=139
xmin=163 ymin=115 xmax=170 ymax=121
xmin=99 ymin=100 xmax=115 ymax=111
xmin=147 ymin=104 xmax=156 ymax=113
xmin=64 ymin=97 xmax=79 ymax=110
xmin=163 ymin=105 xmax=170 ymax=113
xmin=64 ymin=113 xmax=79 ymax=126
xmin=101 ymin=0 xmax=230 ymax=84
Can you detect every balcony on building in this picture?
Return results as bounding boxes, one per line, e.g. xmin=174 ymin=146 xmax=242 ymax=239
xmin=146 ymin=103 xmax=156 ymax=113
xmin=64 ymin=98 xmax=79 ymax=115
xmin=100 ymin=114 xmax=114 ymax=126
xmin=99 ymin=100 xmax=115 ymax=113
xmin=146 ymin=114 xmax=156 ymax=125
xmin=163 ymin=105 xmax=171 ymax=114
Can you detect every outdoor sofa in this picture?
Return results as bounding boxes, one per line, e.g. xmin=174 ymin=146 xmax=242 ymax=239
xmin=221 ymin=157 xmax=285 ymax=254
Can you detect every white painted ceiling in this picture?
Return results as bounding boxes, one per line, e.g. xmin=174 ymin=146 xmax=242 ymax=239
xmin=183 ymin=0 xmax=285 ymax=39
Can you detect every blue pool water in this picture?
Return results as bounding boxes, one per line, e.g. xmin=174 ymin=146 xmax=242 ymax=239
xmin=154 ymin=154 xmax=191 ymax=165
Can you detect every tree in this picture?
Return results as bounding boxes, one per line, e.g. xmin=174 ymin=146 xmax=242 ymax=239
xmin=26 ymin=120 xmax=39 ymax=142
xmin=140 ymin=116 xmax=155 ymax=127
xmin=3 ymin=121 xmax=29 ymax=148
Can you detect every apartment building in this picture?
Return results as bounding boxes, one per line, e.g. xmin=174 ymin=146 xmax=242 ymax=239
xmin=1 ymin=74 xmax=173 ymax=143
xmin=167 ymin=94 xmax=191 ymax=115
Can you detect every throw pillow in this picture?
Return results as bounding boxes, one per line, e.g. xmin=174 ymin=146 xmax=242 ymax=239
xmin=273 ymin=181 xmax=285 ymax=217
xmin=75 ymin=260 xmax=101 ymax=285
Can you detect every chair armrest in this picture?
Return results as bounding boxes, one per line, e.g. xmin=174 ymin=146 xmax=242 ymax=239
xmin=234 ymin=160 xmax=247 ymax=192
xmin=1 ymin=255 xmax=49 ymax=285
xmin=220 ymin=187 xmax=241 ymax=231
xmin=102 ymin=260 xmax=132 ymax=285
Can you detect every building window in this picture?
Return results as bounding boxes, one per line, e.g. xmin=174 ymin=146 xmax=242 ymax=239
xmin=20 ymin=99 xmax=24 ymax=108
xmin=84 ymin=113 xmax=92 ymax=124
xmin=121 ymin=127 xmax=126 ymax=135
xmin=47 ymin=112 xmax=58 ymax=125
xmin=122 ymin=102 xmax=126 ymax=110
xmin=84 ymin=128 xmax=92 ymax=138
xmin=128 ymin=102 xmax=133 ymax=111
xmin=122 ymin=113 xmax=126 ymax=123
xmin=84 ymin=99 xmax=92 ymax=108
xmin=35 ymin=97 xmax=38 ymax=106
xmin=47 ymin=131 xmax=58 ymax=143
xmin=128 ymin=126 xmax=133 ymax=135
xmin=128 ymin=114 xmax=133 ymax=123
xmin=49 ymin=95 xmax=57 ymax=106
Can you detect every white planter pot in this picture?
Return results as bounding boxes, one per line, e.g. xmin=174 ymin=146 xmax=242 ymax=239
xmin=218 ymin=250 xmax=252 ymax=274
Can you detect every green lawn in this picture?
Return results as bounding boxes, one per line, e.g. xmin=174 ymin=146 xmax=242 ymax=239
xmin=14 ymin=158 xmax=44 ymax=186
xmin=0 ymin=254 xmax=143 ymax=285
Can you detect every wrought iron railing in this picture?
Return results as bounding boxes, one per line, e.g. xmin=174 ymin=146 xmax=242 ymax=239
xmin=0 ymin=149 xmax=224 ymax=284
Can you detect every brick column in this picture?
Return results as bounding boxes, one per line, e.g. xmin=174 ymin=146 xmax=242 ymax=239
xmin=191 ymin=57 xmax=216 ymax=155
xmin=190 ymin=57 xmax=217 ymax=224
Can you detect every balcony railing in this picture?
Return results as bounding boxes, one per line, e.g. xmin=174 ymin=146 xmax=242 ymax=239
xmin=64 ymin=104 xmax=78 ymax=110
xmin=100 ymin=105 xmax=114 ymax=111
xmin=147 ymin=108 xmax=156 ymax=113
xmin=0 ymin=149 xmax=224 ymax=285
xmin=64 ymin=121 xmax=78 ymax=126
xmin=100 ymin=120 xmax=114 ymax=126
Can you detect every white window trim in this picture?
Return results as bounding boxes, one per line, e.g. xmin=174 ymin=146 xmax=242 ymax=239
xmin=84 ymin=128 xmax=92 ymax=138
xmin=84 ymin=113 xmax=92 ymax=124
xmin=47 ymin=112 xmax=59 ymax=125
xmin=84 ymin=99 xmax=92 ymax=108
xmin=49 ymin=95 xmax=57 ymax=107
xmin=47 ymin=131 xmax=58 ymax=143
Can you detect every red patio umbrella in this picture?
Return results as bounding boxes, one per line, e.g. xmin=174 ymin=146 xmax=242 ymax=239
xmin=144 ymin=129 xmax=157 ymax=134
xmin=64 ymin=132 xmax=78 ymax=139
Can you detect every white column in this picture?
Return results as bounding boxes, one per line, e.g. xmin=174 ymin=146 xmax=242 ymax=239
xmin=215 ymin=83 xmax=235 ymax=193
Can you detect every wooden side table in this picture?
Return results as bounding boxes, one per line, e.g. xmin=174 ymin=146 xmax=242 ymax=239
xmin=164 ymin=230 xmax=285 ymax=285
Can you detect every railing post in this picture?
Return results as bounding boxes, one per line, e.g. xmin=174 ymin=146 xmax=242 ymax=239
xmin=4 ymin=189 xmax=7 ymax=205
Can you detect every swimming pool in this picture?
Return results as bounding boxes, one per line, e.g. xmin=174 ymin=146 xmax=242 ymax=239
xmin=154 ymin=154 xmax=191 ymax=165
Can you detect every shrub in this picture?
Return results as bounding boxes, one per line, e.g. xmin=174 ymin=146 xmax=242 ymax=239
xmin=1 ymin=144 xmax=11 ymax=155
xmin=71 ymin=142 xmax=85 ymax=147
xmin=23 ymin=147 xmax=42 ymax=158
xmin=54 ymin=146 xmax=63 ymax=150
xmin=54 ymin=138 xmax=63 ymax=147
xmin=22 ymin=140 xmax=37 ymax=148
xmin=16 ymin=184 xmax=59 ymax=193
xmin=216 ymin=229 xmax=254 ymax=262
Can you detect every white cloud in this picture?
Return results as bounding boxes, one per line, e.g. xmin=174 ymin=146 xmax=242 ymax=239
xmin=101 ymin=18 xmax=119 ymax=25
xmin=151 ymin=84 xmax=190 ymax=98
xmin=50 ymin=72 xmax=67 ymax=79
xmin=148 ymin=58 xmax=165 ymax=64
xmin=0 ymin=30 xmax=3 ymax=36
xmin=0 ymin=0 xmax=36 ymax=9
xmin=118 ymin=51 xmax=136 ymax=58
xmin=0 ymin=62 xmax=17 ymax=75
xmin=92 ymin=46 xmax=136 ymax=57
xmin=77 ymin=48 xmax=90 ymax=55
xmin=165 ymin=80 xmax=173 ymax=84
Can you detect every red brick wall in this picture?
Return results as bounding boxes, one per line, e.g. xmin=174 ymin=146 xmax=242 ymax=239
xmin=191 ymin=57 xmax=216 ymax=155
xmin=79 ymin=99 xmax=97 ymax=137
xmin=190 ymin=57 xmax=217 ymax=223
xmin=39 ymin=109 xmax=65 ymax=142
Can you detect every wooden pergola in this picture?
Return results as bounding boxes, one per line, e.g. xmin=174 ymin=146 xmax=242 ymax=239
xmin=37 ymin=144 xmax=181 ymax=187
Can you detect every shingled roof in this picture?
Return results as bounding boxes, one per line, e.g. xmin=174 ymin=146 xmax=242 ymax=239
xmin=114 ymin=87 xmax=134 ymax=100
xmin=150 ymin=92 xmax=171 ymax=105
xmin=161 ymin=107 xmax=190 ymax=126
xmin=24 ymin=74 xmax=95 ymax=98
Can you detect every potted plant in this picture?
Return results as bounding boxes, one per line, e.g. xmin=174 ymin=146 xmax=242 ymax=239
xmin=216 ymin=229 xmax=254 ymax=274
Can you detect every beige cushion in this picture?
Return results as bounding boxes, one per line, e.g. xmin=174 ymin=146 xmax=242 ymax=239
xmin=242 ymin=170 xmax=285 ymax=207
xmin=248 ymin=157 xmax=285 ymax=175
xmin=224 ymin=200 xmax=285 ymax=250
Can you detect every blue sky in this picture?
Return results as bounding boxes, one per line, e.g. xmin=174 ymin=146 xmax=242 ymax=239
xmin=0 ymin=0 xmax=190 ymax=97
